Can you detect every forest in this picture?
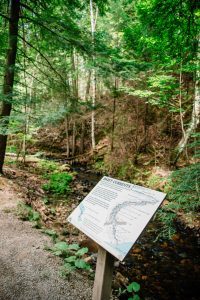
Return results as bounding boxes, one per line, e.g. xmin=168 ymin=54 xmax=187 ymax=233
xmin=0 ymin=0 xmax=199 ymax=299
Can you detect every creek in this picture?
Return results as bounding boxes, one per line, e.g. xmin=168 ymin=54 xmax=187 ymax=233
xmin=48 ymin=162 xmax=200 ymax=300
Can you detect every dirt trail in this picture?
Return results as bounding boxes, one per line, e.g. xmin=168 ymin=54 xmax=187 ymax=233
xmin=0 ymin=176 xmax=92 ymax=300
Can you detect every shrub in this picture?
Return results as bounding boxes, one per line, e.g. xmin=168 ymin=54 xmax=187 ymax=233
xmin=46 ymin=241 xmax=91 ymax=276
xmin=39 ymin=159 xmax=59 ymax=174
xmin=43 ymin=172 xmax=73 ymax=194
xmin=16 ymin=202 xmax=41 ymax=228
xmin=158 ymin=162 xmax=200 ymax=237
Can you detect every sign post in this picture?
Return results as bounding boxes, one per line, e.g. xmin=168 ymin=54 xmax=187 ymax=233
xmin=92 ymin=246 xmax=115 ymax=300
xmin=68 ymin=176 xmax=166 ymax=299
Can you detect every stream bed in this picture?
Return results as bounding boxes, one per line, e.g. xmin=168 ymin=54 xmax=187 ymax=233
xmin=7 ymin=160 xmax=200 ymax=300
xmin=59 ymin=164 xmax=200 ymax=300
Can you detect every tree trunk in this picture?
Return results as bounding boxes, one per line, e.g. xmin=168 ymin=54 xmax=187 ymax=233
xmin=90 ymin=0 xmax=98 ymax=151
xmin=171 ymin=38 xmax=200 ymax=165
xmin=0 ymin=0 xmax=20 ymax=173
xmin=111 ymin=78 xmax=118 ymax=152
xmin=72 ymin=121 xmax=76 ymax=157
xmin=65 ymin=117 xmax=70 ymax=158
xmin=80 ymin=120 xmax=86 ymax=154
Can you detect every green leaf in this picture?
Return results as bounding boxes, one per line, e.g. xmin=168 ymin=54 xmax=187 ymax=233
xmin=133 ymin=295 xmax=140 ymax=300
xmin=75 ymin=259 xmax=91 ymax=270
xmin=64 ymin=256 xmax=77 ymax=263
xmin=68 ymin=243 xmax=80 ymax=250
xmin=76 ymin=247 xmax=88 ymax=256
xmin=54 ymin=250 xmax=62 ymax=256
xmin=127 ymin=282 xmax=140 ymax=293
xmin=44 ymin=229 xmax=58 ymax=237
xmin=61 ymin=263 xmax=76 ymax=274
xmin=54 ymin=242 xmax=69 ymax=251
xmin=31 ymin=211 xmax=40 ymax=221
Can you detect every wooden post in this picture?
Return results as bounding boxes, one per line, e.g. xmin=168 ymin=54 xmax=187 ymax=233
xmin=92 ymin=246 xmax=115 ymax=300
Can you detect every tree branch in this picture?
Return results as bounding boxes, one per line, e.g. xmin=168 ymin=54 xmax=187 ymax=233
xmin=18 ymin=34 xmax=67 ymax=87
xmin=17 ymin=49 xmax=53 ymax=82
xmin=20 ymin=15 xmax=88 ymax=53
xmin=16 ymin=61 xmax=51 ymax=88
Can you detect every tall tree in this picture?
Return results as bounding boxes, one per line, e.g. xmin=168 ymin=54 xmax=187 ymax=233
xmin=90 ymin=0 xmax=98 ymax=151
xmin=0 ymin=0 xmax=20 ymax=173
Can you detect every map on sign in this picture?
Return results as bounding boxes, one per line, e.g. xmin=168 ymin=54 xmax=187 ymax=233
xmin=68 ymin=176 xmax=166 ymax=261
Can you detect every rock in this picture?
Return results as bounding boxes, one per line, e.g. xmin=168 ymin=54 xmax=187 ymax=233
xmin=59 ymin=164 xmax=71 ymax=172
xmin=114 ymin=261 xmax=120 ymax=268
xmin=84 ymin=256 xmax=93 ymax=264
xmin=132 ymin=247 xmax=142 ymax=254
xmin=113 ymin=272 xmax=129 ymax=289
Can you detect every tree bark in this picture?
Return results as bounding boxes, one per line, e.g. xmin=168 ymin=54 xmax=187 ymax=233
xmin=90 ymin=0 xmax=98 ymax=151
xmin=65 ymin=117 xmax=70 ymax=158
xmin=80 ymin=119 xmax=86 ymax=154
xmin=111 ymin=78 xmax=118 ymax=152
xmin=72 ymin=120 xmax=76 ymax=156
xmin=0 ymin=0 xmax=20 ymax=173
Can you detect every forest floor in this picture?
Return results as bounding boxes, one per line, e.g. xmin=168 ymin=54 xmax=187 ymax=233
xmin=0 ymin=176 xmax=93 ymax=300
xmin=0 ymin=159 xmax=199 ymax=300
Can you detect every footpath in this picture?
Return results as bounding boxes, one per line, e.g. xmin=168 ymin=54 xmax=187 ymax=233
xmin=0 ymin=176 xmax=92 ymax=300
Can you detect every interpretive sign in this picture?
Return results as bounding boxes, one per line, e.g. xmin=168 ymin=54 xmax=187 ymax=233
xmin=68 ymin=176 xmax=166 ymax=261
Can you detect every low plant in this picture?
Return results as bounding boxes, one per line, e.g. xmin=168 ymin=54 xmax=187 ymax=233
xmin=46 ymin=241 xmax=91 ymax=276
xmin=39 ymin=159 xmax=59 ymax=174
xmin=158 ymin=162 xmax=200 ymax=238
xmin=42 ymin=172 xmax=73 ymax=194
xmin=93 ymin=160 xmax=108 ymax=174
xmin=118 ymin=281 xmax=141 ymax=300
xmin=147 ymin=174 xmax=163 ymax=189
xmin=42 ymin=229 xmax=58 ymax=242
xmin=16 ymin=202 xmax=41 ymax=227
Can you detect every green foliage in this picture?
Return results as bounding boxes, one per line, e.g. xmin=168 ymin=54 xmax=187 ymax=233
xmin=158 ymin=163 xmax=200 ymax=238
xmin=43 ymin=172 xmax=73 ymax=194
xmin=43 ymin=229 xmax=58 ymax=242
xmin=39 ymin=160 xmax=60 ymax=174
xmin=93 ymin=160 xmax=108 ymax=174
xmin=127 ymin=282 xmax=141 ymax=293
xmin=16 ymin=202 xmax=41 ymax=228
xmin=47 ymin=241 xmax=91 ymax=276
xmin=167 ymin=163 xmax=200 ymax=212
xmin=118 ymin=281 xmax=141 ymax=300
xmin=6 ymin=145 xmax=17 ymax=153
xmin=189 ymin=133 xmax=200 ymax=158
xmin=147 ymin=174 xmax=163 ymax=190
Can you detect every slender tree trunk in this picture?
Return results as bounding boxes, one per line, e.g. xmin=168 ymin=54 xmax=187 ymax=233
xmin=71 ymin=47 xmax=79 ymax=100
xmin=72 ymin=121 xmax=76 ymax=156
xmin=171 ymin=39 xmax=200 ymax=165
xmin=143 ymin=101 xmax=149 ymax=152
xmin=111 ymin=78 xmax=118 ymax=152
xmin=22 ymin=22 xmax=28 ymax=163
xmin=80 ymin=71 xmax=91 ymax=154
xmin=0 ymin=0 xmax=20 ymax=173
xmin=65 ymin=117 xmax=70 ymax=157
xmin=90 ymin=0 xmax=98 ymax=151
xmin=85 ymin=70 xmax=91 ymax=100
xmin=134 ymin=98 xmax=140 ymax=164
xmin=179 ymin=61 xmax=186 ymax=139
xmin=80 ymin=120 xmax=86 ymax=154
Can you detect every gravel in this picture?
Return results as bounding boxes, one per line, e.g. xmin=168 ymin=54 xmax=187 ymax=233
xmin=0 ymin=179 xmax=93 ymax=300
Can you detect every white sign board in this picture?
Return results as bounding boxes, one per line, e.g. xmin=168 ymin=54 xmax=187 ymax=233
xmin=68 ymin=176 xmax=166 ymax=261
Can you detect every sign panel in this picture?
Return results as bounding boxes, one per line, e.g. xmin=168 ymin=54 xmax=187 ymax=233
xmin=68 ymin=176 xmax=166 ymax=261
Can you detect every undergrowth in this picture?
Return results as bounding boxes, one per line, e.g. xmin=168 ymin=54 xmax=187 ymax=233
xmin=43 ymin=172 xmax=73 ymax=194
xmin=17 ymin=202 xmax=41 ymax=228
xmin=45 ymin=241 xmax=91 ymax=276
xmin=158 ymin=162 xmax=200 ymax=238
